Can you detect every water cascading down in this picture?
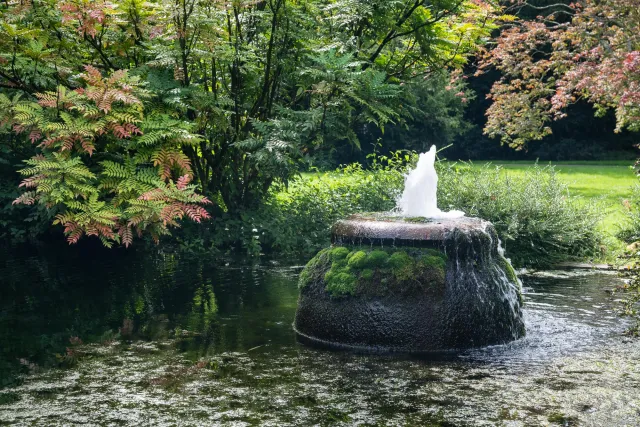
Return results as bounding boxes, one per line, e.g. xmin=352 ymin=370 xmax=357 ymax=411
xmin=294 ymin=146 xmax=525 ymax=352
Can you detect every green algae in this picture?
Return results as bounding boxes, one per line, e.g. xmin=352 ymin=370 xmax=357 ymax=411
xmin=496 ymin=255 xmax=523 ymax=305
xmin=498 ymin=255 xmax=518 ymax=284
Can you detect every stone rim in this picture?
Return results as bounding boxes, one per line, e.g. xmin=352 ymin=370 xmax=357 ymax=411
xmin=331 ymin=214 xmax=491 ymax=245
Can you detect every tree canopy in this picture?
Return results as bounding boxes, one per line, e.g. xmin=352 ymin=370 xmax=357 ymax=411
xmin=0 ymin=0 xmax=496 ymax=245
xmin=480 ymin=0 xmax=640 ymax=148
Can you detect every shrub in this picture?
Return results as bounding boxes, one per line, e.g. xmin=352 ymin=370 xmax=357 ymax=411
xmin=437 ymin=162 xmax=603 ymax=267
xmin=618 ymin=184 xmax=640 ymax=243
xmin=176 ymin=154 xmax=603 ymax=268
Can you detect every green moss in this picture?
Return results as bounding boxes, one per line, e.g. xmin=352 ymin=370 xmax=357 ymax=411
xmin=387 ymin=251 xmax=413 ymax=270
xmin=325 ymin=264 xmax=350 ymax=283
xmin=347 ymin=251 xmax=368 ymax=269
xmin=498 ymin=255 xmax=518 ymax=283
xmin=416 ymin=255 xmax=446 ymax=287
xmin=303 ymin=246 xmax=451 ymax=297
xmin=387 ymin=251 xmax=416 ymax=282
xmin=402 ymin=216 xmax=431 ymax=223
xmin=419 ymin=255 xmax=446 ymax=271
xmin=366 ymin=250 xmax=389 ymax=267
xmin=298 ymin=248 xmax=330 ymax=289
xmin=424 ymin=248 xmax=447 ymax=261
xmin=332 ymin=258 xmax=346 ymax=270
xmin=330 ymin=246 xmax=350 ymax=261
xmin=325 ymin=272 xmax=357 ymax=297
xmin=360 ymin=269 xmax=374 ymax=280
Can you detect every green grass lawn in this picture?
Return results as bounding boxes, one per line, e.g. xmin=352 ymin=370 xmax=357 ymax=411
xmin=471 ymin=161 xmax=638 ymax=257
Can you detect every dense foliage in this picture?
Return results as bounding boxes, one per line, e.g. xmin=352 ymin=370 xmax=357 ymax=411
xmin=179 ymin=153 xmax=603 ymax=268
xmin=0 ymin=0 xmax=497 ymax=245
xmin=438 ymin=162 xmax=603 ymax=267
xmin=480 ymin=0 xmax=640 ymax=147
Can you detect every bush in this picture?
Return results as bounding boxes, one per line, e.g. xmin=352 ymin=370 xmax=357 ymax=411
xmin=618 ymin=184 xmax=640 ymax=243
xmin=179 ymin=151 xmax=408 ymax=258
xmin=175 ymin=154 xmax=603 ymax=268
xmin=437 ymin=163 xmax=603 ymax=267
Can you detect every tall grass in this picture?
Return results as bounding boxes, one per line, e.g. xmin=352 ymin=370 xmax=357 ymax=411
xmin=438 ymin=163 xmax=604 ymax=267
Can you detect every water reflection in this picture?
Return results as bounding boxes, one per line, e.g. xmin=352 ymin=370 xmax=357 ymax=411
xmin=1 ymin=244 xmax=639 ymax=425
xmin=0 ymin=242 xmax=299 ymax=387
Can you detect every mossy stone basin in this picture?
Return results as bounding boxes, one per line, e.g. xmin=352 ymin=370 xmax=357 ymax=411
xmin=293 ymin=214 xmax=525 ymax=353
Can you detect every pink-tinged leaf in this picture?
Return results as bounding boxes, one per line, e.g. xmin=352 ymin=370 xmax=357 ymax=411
xmin=29 ymin=131 xmax=42 ymax=143
xmin=12 ymin=192 xmax=36 ymax=205
xmin=176 ymin=174 xmax=191 ymax=190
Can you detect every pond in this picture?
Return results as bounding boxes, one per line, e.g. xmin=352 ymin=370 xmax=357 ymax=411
xmin=0 ymin=243 xmax=639 ymax=426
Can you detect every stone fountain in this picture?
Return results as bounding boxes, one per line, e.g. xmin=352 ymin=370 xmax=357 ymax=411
xmin=293 ymin=146 xmax=525 ymax=353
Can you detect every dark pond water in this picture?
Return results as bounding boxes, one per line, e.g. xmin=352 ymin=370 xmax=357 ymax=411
xmin=1 ymin=243 xmax=639 ymax=426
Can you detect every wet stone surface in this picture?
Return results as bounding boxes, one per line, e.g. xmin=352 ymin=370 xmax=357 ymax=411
xmin=0 ymin=245 xmax=639 ymax=426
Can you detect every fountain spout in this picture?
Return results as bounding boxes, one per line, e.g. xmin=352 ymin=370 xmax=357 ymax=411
xmin=397 ymin=145 xmax=464 ymax=219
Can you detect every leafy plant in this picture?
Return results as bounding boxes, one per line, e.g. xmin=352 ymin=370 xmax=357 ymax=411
xmin=0 ymin=0 xmax=498 ymax=245
xmin=480 ymin=0 xmax=640 ymax=147
xmin=10 ymin=67 xmax=210 ymax=246
xmin=437 ymin=163 xmax=604 ymax=267
xmin=176 ymin=152 xmax=603 ymax=268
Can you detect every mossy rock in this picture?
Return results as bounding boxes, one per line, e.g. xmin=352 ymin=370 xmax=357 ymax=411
xmin=300 ymin=245 xmax=450 ymax=298
xmin=298 ymin=248 xmax=331 ymax=289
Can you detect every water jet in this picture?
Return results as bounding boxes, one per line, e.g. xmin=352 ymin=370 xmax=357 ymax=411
xmin=294 ymin=146 xmax=525 ymax=352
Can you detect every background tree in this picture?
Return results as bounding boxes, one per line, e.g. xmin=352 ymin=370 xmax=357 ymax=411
xmin=479 ymin=0 xmax=640 ymax=147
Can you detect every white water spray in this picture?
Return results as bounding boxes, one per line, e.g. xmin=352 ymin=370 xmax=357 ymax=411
xmin=397 ymin=145 xmax=465 ymax=219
